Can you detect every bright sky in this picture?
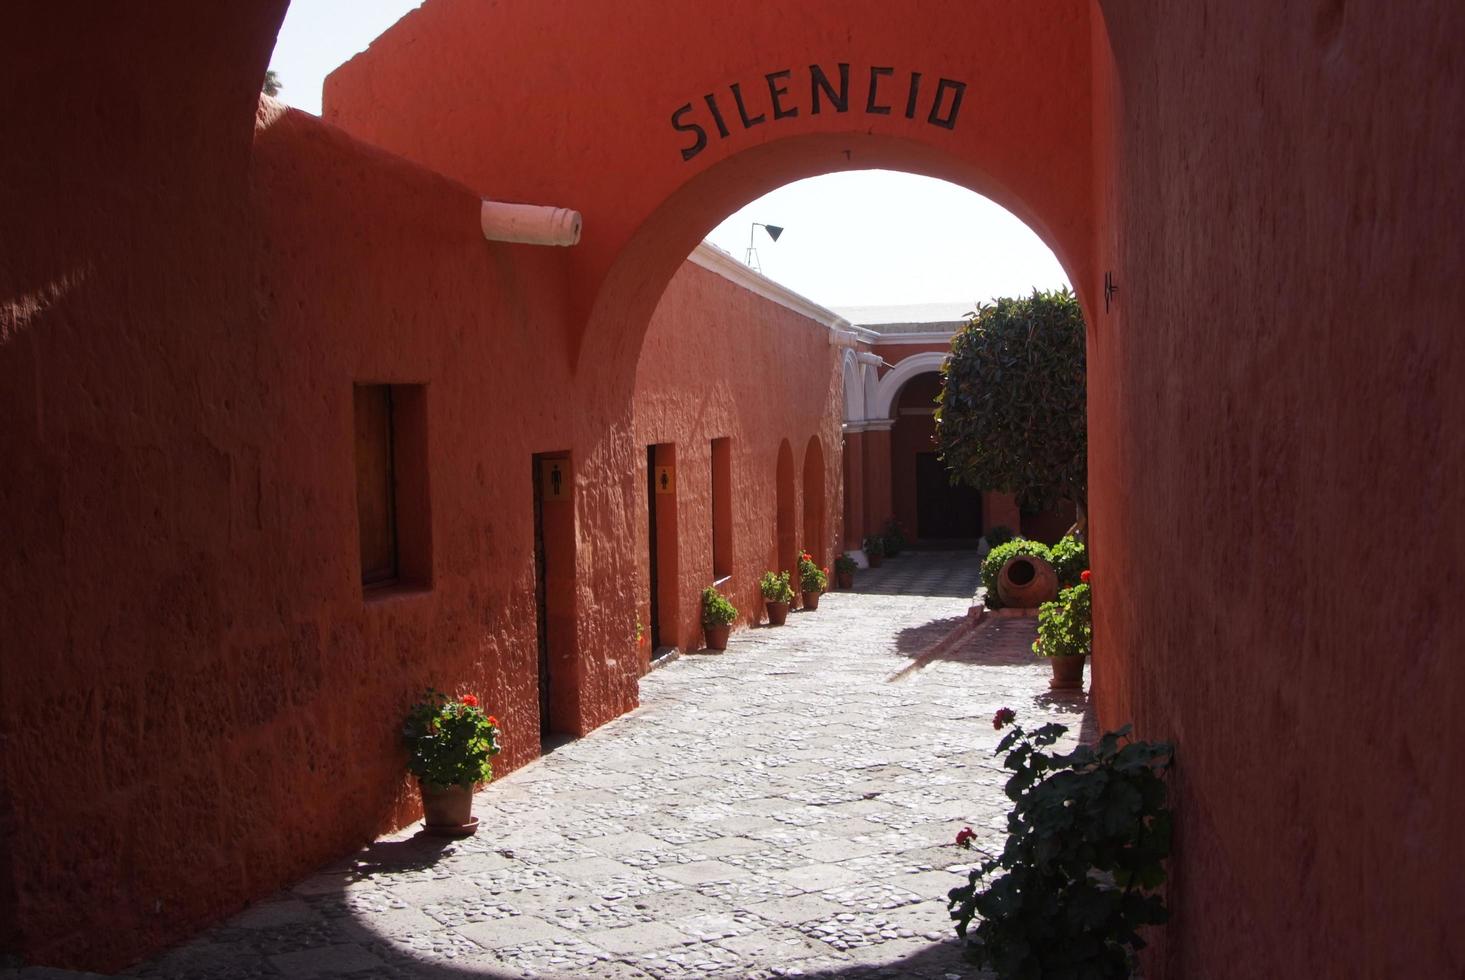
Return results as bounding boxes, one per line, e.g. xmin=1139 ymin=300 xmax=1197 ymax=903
xmin=268 ymin=1 xmax=1069 ymax=316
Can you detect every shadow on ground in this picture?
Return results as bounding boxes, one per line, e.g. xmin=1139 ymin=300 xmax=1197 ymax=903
xmin=850 ymin=550 xmax=982 ymax=600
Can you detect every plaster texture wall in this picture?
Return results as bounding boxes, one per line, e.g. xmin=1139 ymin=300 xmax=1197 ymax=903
xmin=1087 ymin=2 xmax=1465 ymax=976
xmin=633 ymin=260 xmax=844 ymax=645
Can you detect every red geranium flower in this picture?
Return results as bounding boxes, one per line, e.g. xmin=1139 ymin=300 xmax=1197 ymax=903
xmin=993 ymin=707 xmax=1016 ymax=730
xmin=1080 ymin=569 xmax=1091 ymax=583
xmin=823 ymin=566 xmax=830 ymax=574
xmin=460 ymin=694 xmax=479 ymax=707
xmin=955 ymin=826 xmax=975 ymax=849
xmin=487 ymin=715 xmax=498 ymax=727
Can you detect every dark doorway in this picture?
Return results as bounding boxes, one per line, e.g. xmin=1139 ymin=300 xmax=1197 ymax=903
xmin=646 ymin=445 xmax=662 ymax=650
xmin=531 ymin=457 xmax=553 ymax=737
xmin=915 ymin=453 xmax=982 ymax=540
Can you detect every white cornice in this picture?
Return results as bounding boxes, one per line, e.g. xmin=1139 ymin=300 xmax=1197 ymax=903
xmin=868 ymin=331 xmax=958 ymax=345
xmin=690 ymin=243 xmax=851 ymax=333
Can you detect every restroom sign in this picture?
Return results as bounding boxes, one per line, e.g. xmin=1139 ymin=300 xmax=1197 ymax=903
xmin=655 ymin=465 xmax=675 ymax=495
xmin=541 ymin=458 xmax=572 ymax=501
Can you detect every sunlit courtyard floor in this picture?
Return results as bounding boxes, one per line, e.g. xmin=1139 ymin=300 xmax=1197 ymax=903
xmin=125 ymin=551 xmax=1089 ymax=979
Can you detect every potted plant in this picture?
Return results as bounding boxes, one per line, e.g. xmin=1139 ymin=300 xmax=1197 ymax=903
xmin=1033 ymin=572 xmax=1091 ymax=690
xmin=833 ymin=553 xmax=857 ymax=590
xmin=759 ymin=570 xmax=795 ymax=626
xmin=881 ymin=518 xmax=908 ymax=557
xmin=701 ymin=585 xmax=737 ymax=650
xmin=797 ymin=551 xmax=828 ymax=610
xmin=402 ymin=689 xmax=503 ymax=837
xmin=863 ymin=534 xmax=886 ymax=568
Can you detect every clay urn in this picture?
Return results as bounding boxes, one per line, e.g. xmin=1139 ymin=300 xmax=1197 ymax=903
xmin=996 ymin=554 xmax=1059 ymax=608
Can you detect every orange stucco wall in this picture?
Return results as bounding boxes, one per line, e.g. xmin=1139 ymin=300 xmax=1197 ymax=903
xmin=633 ymin=259 xmax=843 ymax=647
xmin=3 ymin=1 xmax=1462 ymax=976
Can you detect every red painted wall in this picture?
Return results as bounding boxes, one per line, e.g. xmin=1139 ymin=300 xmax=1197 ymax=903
xmin=634 ymin=257 xmax=843 ymax=642
xmin=1088 ymin=2 xmax=1465 ymax=976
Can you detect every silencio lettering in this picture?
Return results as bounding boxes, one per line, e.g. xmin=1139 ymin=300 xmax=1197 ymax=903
xmin=671 ymin=63 xmax=968 ymax=162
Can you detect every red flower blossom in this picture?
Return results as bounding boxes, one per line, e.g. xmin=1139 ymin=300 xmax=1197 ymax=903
xmin=955 ymin=826 xmax=975 ymax=849
xmin=460 ymin=694 xmax=479 ymax=707
xmin=993 ymin=707 xmax=1016 ymax=730
xmin=1080 ymin=569 xmax=1091 ymax=583
xmin=487 ymin=715 xmax=499 ymax=727
xmin=822 ymin=566 xmax=829 ymax=575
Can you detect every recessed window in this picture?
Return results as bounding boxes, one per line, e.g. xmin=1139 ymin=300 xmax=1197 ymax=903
xmin=354 ymin=383 xmax=431 ymax=594
xmin=711 ymin=437 xmax=733 ymax=579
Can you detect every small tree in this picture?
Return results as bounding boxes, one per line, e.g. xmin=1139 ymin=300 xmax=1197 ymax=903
xmin=935 ymin=287 xmax=1086 ymax=512
xmin=263 ymin=70 xmax=282 ymax=97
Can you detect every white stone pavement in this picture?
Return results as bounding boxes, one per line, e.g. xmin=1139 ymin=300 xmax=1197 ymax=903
xmin=115 ymin=551 xmax=1088 ymax=980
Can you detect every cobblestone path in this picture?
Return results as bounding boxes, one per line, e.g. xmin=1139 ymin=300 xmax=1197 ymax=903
xmin=126 ymin=551 xmax=1088 ymax=980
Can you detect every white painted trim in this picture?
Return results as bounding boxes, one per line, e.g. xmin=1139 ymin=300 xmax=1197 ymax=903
xmin=870 ymin=350 xmax=949 ymax=418
xmin=690 ymin=243 xmax=851 ymax=332
xmin=860 ymin=418 xmax=896 ymax=432
xmin=856 ymin=351 xmax=886 ymax=367
xmin=867 ymin=331 xmax=957 ymax=345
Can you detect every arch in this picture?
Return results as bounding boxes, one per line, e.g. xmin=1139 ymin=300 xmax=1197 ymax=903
xmin=775 ymin=440 xmax=797 ymax=581
xmin=322 ymin=3 xmax=1101 ymax=363
xmin=871 ymin=351 xmax=950 ymax=419
xmin=802 ymin=435 xmax=826 ymax=563
xmin=842 ymin=350 xmax=864 ymax=422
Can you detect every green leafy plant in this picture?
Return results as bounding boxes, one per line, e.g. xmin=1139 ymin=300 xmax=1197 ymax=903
xmin=833 ymin=553 xmax=858 ymax=575
xmin=1034 ymin=581 xmax=1091 ymax=659
xmin=935 ymin=287 xmax=1087 ymax=511
xmin=797 ymin=550 xmax=828 ymax=593
xmin=949 ymin=710 xmax=1173 ymax=979
xmin=759 ymin=570 xmax=795 ymax=603
xmin=701 ymin=586 xmax=737 ymax=626
xmin=863 ymin=535 xmax=886 ymax=558
xmin=980 ymin=538 xmax=1053 ymax=610
xmin=985 ymin=524 xmax=1017 ymax=549
xmin=402 ymin=689 xmax=503 ymax=789
xmin=1049 ymin=534 xmax=1089 ymax=588
xmin=881 ymin=518 xmax=908 ymax=556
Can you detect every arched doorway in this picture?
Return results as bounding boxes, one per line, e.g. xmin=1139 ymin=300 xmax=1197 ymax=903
xmin=888 ymin=372 xmax=982 ymax=542
xmin=775 ymin=439 xmax=797 ymax=581
xmin=802 ymin=435 xmax=826 ymax=562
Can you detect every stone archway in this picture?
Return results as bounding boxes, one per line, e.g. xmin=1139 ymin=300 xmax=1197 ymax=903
xmin=802 ymin=434 xmax=826 ymax=564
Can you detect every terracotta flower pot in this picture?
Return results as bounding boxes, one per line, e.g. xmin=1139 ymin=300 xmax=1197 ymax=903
xmin=869 ymin=554 xmax=884 ymax=568
xmin=765 ymin=600 xmax=790 ymax=626
xmin=801 ymin=591 xmax=821 ymax=611
xmin=419 ymin=781 xmax=478 ymax=837
xmin=704 ymin=623 xmax=730 ymax=650
xmin=1049 ymin=654 xmax=1086 ymax=690
xmin=836 ymin=571 xmax=854 ymax=589
xmin=996 ymin=554 xmax=1059 ymax=608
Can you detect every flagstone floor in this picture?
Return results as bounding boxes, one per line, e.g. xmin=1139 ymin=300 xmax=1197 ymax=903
xmin=125 ymin=551 xmax=1089 ymax=980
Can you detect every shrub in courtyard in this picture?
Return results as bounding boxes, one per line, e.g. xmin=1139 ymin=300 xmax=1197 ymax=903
xmin=402 ymin=689 xmax=503 ymax=789
xmin=798 ymin=551 xmax=828 ymax=593
xmin=1034 ymin=582 xmax=1092 ymax=659
xmin=980 ymin=538 xmax=1053 ymax=610
xmin=863 ymin=534 xmax=886 ymax=559
xmin=985 ymin=525 xmax=1017 ymax=549
xmin=935 ymin=287 xmax=1087 ymax=512
xmin=833 ymin=553 xmax=858 ymax=575
xmin=949 ymin=710 xmax=1173 ymax=979
xmin=759 ymin=570 xmax=795 ymax=604
xmin=701 ymin=586 xmax=738 ymax=626
xmin=1048 ymin=534 xmax=1089 ymax=588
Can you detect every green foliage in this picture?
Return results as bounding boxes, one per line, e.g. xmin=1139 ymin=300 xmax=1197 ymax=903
xmin=701 ymin=586 xmax=737 ymax=626
xmin=833 ymin=553 xmax=858 ymax=574
xmin=262 ymin=69 xmax=282 ymax=97
xmin=759 ymin=570 xmax=795 ymax=603
xmin=1034 ymin=583 xmax=1091 ymax=659
xmin=402 ymin=689 xmax=502 ymax=789
xmin=1049 ymin=534 xmax=1089 ymax=588
xmin=935 ymin=287 xmax=1087 ymax=510
xmin=985 ymin=525 xmax=1017 ymax=549
xmin=949 ymin=715 xmax=1173 ymax=979
xmin=862 ymin=535 xmax=886 ymax=558
xmin=797 ymin=550 xmax=828 ymax=593
xmin=881 ymin=518 xmax=908 ymax=556
xmin=980 ymin=539 xmax=1053 ymax=610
